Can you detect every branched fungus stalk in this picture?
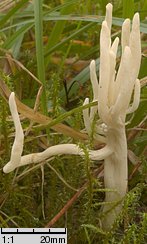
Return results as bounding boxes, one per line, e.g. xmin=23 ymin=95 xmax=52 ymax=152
xmin=83 ymin=3 xmax=141 ymax=229
xmin=3 ymin=3 xmax=141 ymax=230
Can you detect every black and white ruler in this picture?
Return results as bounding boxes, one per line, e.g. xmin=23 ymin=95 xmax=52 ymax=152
xmin=0 ymin=228 xmax=67 ymax=244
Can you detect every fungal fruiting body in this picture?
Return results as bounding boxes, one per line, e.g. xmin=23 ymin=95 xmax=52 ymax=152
xmin=83 ymin=3 xmax=141 ymax=229
xmin=3 ymin=3 xmax=141 ymax=230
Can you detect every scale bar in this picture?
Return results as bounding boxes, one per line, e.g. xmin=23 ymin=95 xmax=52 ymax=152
xmin=0 ymin=228 xmax=67 ymax=244
xmin=1 ymin=228 xmax=66 ymax=235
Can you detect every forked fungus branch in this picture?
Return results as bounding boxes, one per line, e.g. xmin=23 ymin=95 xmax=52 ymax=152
xmin=3 ymin=3 xmax=141 ymax=230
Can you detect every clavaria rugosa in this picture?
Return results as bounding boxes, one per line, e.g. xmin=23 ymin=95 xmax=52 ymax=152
xmin=3 ymin=3 xmax=141 ymax=230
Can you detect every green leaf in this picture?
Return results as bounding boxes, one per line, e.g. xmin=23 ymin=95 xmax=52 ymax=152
xmin=0 ymin=15 xmax=146 ymax=34
xmin=43 ymin=15 xmax=147 ymax=34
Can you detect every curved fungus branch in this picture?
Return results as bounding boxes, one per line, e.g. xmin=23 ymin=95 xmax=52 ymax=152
xmin=3 ymin=93 xmax=112 ymax=174
xmin=3 ymin=92 xmax=24 ymax=173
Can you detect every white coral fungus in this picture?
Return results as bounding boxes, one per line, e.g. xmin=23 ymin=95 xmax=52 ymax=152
xmin=3 ymin=3 xmax=141 ymax=230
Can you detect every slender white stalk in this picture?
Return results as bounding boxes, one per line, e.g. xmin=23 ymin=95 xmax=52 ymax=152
xmin=6 ymin=92 xmax=24 ymax=173
xmin=112 ymin=46 xmax=133 ymax=120
xmin=99 ymin=21 xmax=110 ymax=122
xmin=102 ymin=127 xmax=128 ymax=229
xmin=121 ymin=19 xmax=130 ymax=53
xmin=127 ymin=79 xmax=140 ymax=114
xmin=90 ymin=60 xmax=98 ymax=102
xmin=129 ymin=13 xmax=141 ymax=76
xmin=107 ymin=37 xmax=119 ymax=106
xmin=89 ymin=60 xmax=98 ymax=121
xmin=105 ymin=3 xmax=113 ymax=31
xmin=83 ymin=97 xmax=91 ymax=134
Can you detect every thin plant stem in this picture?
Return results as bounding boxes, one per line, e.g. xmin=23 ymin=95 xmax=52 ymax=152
xmin=33 ymin=0 xmax=47 ymax=115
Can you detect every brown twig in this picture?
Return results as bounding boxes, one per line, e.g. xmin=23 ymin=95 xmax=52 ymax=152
xmin=45 ymin=165 xmax=104 ymax=227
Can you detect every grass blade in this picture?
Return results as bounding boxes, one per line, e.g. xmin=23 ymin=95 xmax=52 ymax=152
xmin=33 ymin=0 xmax=47 ymax=114
xmin=1 ymin=15 xmax=147 ymax=34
